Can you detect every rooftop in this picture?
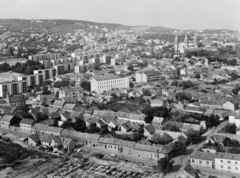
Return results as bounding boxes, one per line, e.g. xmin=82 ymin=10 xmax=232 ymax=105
xmin=92 ymin=75 xmax=128 ymax=81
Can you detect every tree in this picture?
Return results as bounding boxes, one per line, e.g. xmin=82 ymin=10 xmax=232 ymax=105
xmin=54 ymin=80 xmax=70 ymax=88
xmin=172 ymin=141 xmax=187 ymax=156
xmin=228 ymin=147 xmax=240 ymax=154
xmin=194 ymin=74 xmax=200 ymax=79
xmin=127 ymin=65 xmax=134 ymax=71
xmin=61 ymin=120 xmax=74 ymax=129
xmin=143 ymin=89 xmax=151 ymax=96
xmin=80 ymin=81 xmax=91 ymax=92
xmin=94 ymin=65 xmax=101 ymax=70
xmin=186 ymin=130 xmax=201 ymax=144
xmin=175 ymin=92 xmax=192 ymax=101
xmin=167 ymin=125 xmax=180 ymax=132
xmin=179 ymin=81 xmax=194 ymax=89
xmin=74 ymin=117 xmax=86 ymax=132
xmin=143 ymin=106 xmax=170 ymax=123
xmin=224 ymin=124 xmax=237 ymax=134
xmin=35 ymin=112 xmax=49 ymax=121
xmin=129 ymin=82 xmax=135 ymax=88
xmin=42 ymin=86 xmax=51 ymax=95
xmin=158 ymin=157 xmax=174 ymax=174
xmin=151 ymin=133 xmax=173 ymax=145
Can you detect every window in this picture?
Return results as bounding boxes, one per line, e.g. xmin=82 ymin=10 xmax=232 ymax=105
xmin=199 ymin=161 xmax=202 ymax=164
xmin=236 ymin=162 xmax=238 ymax=164
xmin=228 ymin=161 xmax=231 ymax=163
xmin=221 ymin=160 xmax=223 ymax=163
xmin=221 ymin=165 xmax=223 ymax=168
xmin=206 ymin=161 xmax=209 ymax=165
xmin=236 ymin=167 xmax=238 ymax=170
xmin=228 ymin=166 xmax=231 ymax=169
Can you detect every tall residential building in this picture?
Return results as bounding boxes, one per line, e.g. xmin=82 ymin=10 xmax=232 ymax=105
xmin=90 ymin=75 xmax=129 ymax=93
xmin=29 ymin=53 xmax=62 ymax=61
xmin=18 ymin=74 xmax=44 ymax=87
xmin=0 ymin=80 xmax=27 ymax=98
xmin=33 ymin=68 xmax=57 ymax=81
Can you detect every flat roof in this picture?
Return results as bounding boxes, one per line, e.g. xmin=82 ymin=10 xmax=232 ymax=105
xmin=93 ymin=75 xmax=128 ymax=81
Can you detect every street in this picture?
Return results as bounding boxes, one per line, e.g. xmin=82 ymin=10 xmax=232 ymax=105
xmin=164 ymin=121 xmax=229 ymax=178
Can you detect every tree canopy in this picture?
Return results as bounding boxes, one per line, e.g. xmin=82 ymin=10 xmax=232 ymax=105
xmin=158 ymin=157 xmax=174 ymax=174
xmin=143 ymin=106 xmax=170 ymax=123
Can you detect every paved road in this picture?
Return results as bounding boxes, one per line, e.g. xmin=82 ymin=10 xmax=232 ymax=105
xmin=165 ymin=121 xmax=229 ymax=178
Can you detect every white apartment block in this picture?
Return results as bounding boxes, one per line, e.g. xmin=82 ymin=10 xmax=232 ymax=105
xmin=90 ymin=75 xmax=129 ymax=93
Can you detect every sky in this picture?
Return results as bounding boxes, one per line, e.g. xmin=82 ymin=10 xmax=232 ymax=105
xmin=0 ymin=0 xmax=240 ymax=30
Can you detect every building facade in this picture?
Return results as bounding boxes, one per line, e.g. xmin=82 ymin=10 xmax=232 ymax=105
xmin=90 ymin=75 xmax=129 ymax=93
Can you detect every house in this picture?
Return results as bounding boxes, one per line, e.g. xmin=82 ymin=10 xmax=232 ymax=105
xmin=61 ymin=137 xmax=76 ymax=151
xmin=85 ymin=118 xmax=97 ymax=127
xmin=0 ymin=115 xmax=20 ymax=129
xmin=51 ymin=136 xmax=62 ymax=148
xmin=152 ymin=117 xmax=165 ymax=129
xmin=150 ymin=99 xmax=163 ymax=107
xmin=96 ymin=119 xmax=107 ymax=128
xmin=8 ymin=94 xmax=25 ymax=106
xmin=20 ymin=119 xmax=35 ymax=133
xmin=28 ymin=133 xmax=40 ymax=147
xmin=121 ymin=122 xmax=131 ymax=133
xmin=176 ymin=164 xmax=199 ymax=178
xmin=62 ymin=103 xmax=76 ymax=112
xmin=191 ymin=151 xmax=240 ymax=174
xmin=191 ymin=151 xmax=215 ymax=169
xmin=50 ymin=100 xmax=65 ymax=109
xmin=39 ymin=134 xmax=52 ymax=147
xmin=144 ymin=124 xmax=155 ymax=137
xmin=222 ymin=100 xmax=239 ymax=111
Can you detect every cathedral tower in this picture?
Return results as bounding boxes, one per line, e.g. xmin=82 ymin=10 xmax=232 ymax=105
xmin=184 ymin=34 xmax=189 ymax=49
xmin=194 ymin=34 xmax=198 ymax=48
xmin=174 ymin=35 xmax=178 ymax=52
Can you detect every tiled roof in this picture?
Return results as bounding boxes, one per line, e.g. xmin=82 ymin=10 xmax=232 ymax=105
xmin=20 ymin=119 xmax=35 ymax=125
xmin=191 ymin=151 xmax=215 ymax=161
xmin=9 ymin=94 xmax=24 ymax=103
xmin=0 ymin=115 xmax=14 ymax=122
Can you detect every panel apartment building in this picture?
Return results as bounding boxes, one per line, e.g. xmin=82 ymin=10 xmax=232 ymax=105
xmin=29 ymin=53 xmax=62 ymax=61
xmin=33 ymin=68 xmax=57 ymax=81
xmin=90 ymin=75 xmax=129 ymax=93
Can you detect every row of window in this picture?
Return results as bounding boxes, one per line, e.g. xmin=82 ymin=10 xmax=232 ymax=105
xmin=97 ymin=79 xmax=127 ymax=85
xmin=220 ymin=160 xmax=238 ymax=164
xmin=221 ymin=165 xmax=238 ymax=170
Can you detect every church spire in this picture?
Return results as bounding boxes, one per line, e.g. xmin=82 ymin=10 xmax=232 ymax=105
xmin=174 ymin=35 xmax=178 ymax=52
xmin=184 ymin=34 xmax=189 ymax=49
xmin=194 ymin=34 xmax=198 ymax=48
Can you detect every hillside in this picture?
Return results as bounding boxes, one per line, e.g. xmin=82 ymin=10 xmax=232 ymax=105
xmin=0 ymin=19 xmax=129 ymax=35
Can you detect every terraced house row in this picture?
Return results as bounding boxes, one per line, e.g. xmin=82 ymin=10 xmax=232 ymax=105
xmin=29 ymin=124 xmax=173 ymax=165
xmin=0 ymin=117 xmax=173 ymax=165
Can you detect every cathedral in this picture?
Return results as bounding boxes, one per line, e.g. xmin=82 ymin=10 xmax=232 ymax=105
xmin=174 ymin=34 xmax=198 ymax=54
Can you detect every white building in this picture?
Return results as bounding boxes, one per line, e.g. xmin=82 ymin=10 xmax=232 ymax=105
xmin=135 ymin=71 xmax=161 ymax=83
xmin=90 ymin=75 xmax=129 ymax=93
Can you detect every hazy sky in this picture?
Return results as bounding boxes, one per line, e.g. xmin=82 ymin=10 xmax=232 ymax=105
xmin=0 ymin=0 xmax=240 ymax=30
